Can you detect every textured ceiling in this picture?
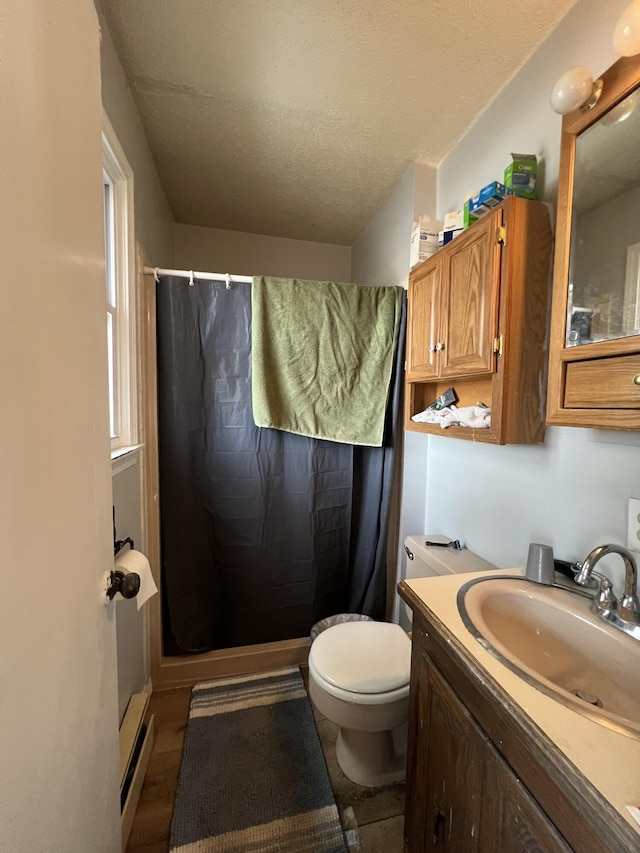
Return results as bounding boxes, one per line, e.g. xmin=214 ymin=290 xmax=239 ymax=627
xmin=99 ymin=0 xmax=579 ymax=245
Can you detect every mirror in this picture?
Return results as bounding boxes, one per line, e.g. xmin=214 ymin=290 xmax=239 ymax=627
xmin=567 ymin=87 xmax=640 ymax=346
xmin=547 ymin=53 xmax=640 ymax=431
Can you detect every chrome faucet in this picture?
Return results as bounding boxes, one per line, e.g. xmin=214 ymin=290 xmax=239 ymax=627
xmin=575 ymin=544 xmax=640 ymax=639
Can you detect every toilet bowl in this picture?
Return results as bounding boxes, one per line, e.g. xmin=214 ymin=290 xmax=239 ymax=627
xmin=308 ymin=620 xmax=411 ymax=787
xmin=308 ymin=534 xmax=497 ymax=787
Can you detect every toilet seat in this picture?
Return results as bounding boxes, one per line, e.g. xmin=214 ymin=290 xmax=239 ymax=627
xmin=309 ymin=621 xmax=411 ymax=705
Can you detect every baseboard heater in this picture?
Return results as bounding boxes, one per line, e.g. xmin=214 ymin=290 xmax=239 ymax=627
xmin=119 ymin=689 xmax=155 ymax=849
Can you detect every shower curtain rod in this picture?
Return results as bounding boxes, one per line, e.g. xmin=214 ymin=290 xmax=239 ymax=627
xmin=144 ymin=266 xmax=253 ymax=287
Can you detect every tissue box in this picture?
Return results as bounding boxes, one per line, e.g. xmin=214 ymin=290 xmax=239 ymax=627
xmin=504 ymin=154 xmax=537 ymax=199
xmin=410 ymin=215 xmax=442 ymax=267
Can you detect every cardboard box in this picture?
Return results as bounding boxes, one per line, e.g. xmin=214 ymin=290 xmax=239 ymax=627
xmin=479 ymin=180 xmax=510 ymax=208
xmin=463 ymin=199 xmax=478 ymax=228
xmin=441 ymin=227 xmax=464 ymax=246
xmin=468 ymin=195 xmax=489 ymax=218
xmin=410 ymin=215 xmax=442 ymax=268
xmin=467 ymin=181 xmax=511 ymax=218
xmin=504 ymin=153 xmax=537 ymax=199
xmin=443 ymin=210 xmax=464 ymax=231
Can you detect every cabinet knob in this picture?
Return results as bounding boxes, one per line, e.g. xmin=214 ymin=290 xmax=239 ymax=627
xmin=634 ymin=375 xmax=640 ymax=386
xmin=428 ymin=345 xmax=435 ymax=353
xmin=435 ymin=342 xmax=445 ymax=351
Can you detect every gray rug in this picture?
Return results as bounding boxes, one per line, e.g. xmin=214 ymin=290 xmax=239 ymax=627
xmin=169 ymin=666 xmax=348 ymax=852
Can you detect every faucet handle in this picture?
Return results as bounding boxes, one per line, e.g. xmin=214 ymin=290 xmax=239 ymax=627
xmin=618 ymin=591 xmax=640 ymax=624
xmin=592 ymin=574 xmax=617 ymax=615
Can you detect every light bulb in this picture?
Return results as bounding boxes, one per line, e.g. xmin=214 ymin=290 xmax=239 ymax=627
xmin=550 ymin=66 xmax=595 ymax=114
xmin=613 ymin=0 xmax=640 ymax=57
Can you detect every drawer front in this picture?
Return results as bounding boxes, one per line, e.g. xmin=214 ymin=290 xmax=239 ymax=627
xmin=565 ymin=354 xmax=640 ymax=408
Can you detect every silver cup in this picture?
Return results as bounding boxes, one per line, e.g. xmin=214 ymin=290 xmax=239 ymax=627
xmin=525 ymin=543 xmax=555 ymax=585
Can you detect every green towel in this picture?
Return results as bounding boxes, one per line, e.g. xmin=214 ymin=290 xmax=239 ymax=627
xmin=251 ymin=276 xmax=403 ymax=446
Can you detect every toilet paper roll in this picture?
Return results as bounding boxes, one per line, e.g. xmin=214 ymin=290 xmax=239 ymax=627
xmin=114 ymin=548 xmax=158 ymax=611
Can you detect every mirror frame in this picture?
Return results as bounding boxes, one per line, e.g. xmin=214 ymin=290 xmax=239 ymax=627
xmin=546 ymin=53 xmax=640 ymax=430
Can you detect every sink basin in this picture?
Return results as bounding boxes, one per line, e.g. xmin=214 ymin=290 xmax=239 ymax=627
xmin=457 ymin=575 xmax=640 ymax=738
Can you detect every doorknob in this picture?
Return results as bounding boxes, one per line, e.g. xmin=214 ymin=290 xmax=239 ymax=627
xmin=105 ymin=569 xmax=141 ymax=601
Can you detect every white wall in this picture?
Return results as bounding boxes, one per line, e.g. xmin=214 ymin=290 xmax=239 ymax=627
xmin=97 ymin=3 xmax=174 ymax=267
xmin=0 ymin=2 xmax=120 ymax=850
xmin=429 ymin=0 xmax=640 ymax=590
xmin=97 ymin=3 xmax=176 ymax=717
xmin=175 ymin=223 xmax=352 ymax=281
xmin=350 ymin=161 xmax=438 ymax=289
xmin=350 ymin=162 xmax=438 ymax=622
xmin=112 ymin=458 xmax=146 ymax=721
xmin=351 ymin=164 xmax=416 ymax=288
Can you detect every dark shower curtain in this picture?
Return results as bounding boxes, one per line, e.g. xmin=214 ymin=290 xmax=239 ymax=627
xmin=157 ymin=276 xmax=406 ymax=653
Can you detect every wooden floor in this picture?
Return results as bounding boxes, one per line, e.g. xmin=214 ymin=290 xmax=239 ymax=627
xmin=125 ymin=670 xmax=405 ymax=852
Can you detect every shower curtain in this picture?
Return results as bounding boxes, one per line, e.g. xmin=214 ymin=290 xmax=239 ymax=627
xmin=156 ymin=276 xmax=406 ymax=653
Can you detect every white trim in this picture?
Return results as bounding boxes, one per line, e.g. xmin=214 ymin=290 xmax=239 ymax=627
xmin=111 ymin=444 xmax=144 ymax=476
xmin=102 ymin=111 xmax=138 ymax=452
xmin=623 ymin=242 xmax=640 ymax=335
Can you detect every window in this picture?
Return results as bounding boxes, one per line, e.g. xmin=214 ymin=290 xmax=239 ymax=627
xmin=102 ymin=113 xmax=137 ymax=453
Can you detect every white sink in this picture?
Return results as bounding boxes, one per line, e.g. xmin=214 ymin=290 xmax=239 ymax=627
xmin=457 ymin=576 xmax=640 ymax=738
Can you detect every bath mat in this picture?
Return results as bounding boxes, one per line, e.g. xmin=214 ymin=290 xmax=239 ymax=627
xmin=169 ymin=666 xmax=348 ymax=853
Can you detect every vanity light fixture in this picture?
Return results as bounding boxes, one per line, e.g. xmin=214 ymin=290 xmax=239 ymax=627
xmin=613 ymin=0 xmax=640 ymax=57
xmin=550 ymin=66 xmax=603 ymax=115
xmin=550 ymin=0 xmax=640 ymax=115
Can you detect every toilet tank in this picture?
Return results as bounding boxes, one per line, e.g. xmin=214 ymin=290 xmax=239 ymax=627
xmin=404 ymin=534 xmax=497 ymax=580
xmin=402 ymin=534 xmax=497 ymax=623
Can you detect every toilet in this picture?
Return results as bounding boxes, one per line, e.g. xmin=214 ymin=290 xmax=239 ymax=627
xmin=308 ymin=534 xmax=496 ymax=787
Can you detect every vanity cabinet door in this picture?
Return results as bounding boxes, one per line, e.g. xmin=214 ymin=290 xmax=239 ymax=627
xmin=405 ymin=651 xmax=570 ymax=853
xmin=406 ymin=653 xmax=485 ymax=851
xmin=479 ymin=742 xmax=572 ymax=853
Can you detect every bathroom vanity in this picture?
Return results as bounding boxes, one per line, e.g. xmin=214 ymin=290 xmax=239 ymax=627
xmin=399 ymin=572 xmax=640 ymax=852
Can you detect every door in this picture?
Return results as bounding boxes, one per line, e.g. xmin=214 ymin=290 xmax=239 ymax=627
xmin=405 ymin=654 xmax=486 ymax=852
xmin=0 ymin=3 xmax=121 ymax=852
xmin=479 ymin=744 xmax=571 ymax=852
xmin=440 ymin=211 xmax=502 ymax=378
xmin=407 ymin=258 xmax=441 ymax=379
xmin=422 ymin=662 xmax=486 ymax=851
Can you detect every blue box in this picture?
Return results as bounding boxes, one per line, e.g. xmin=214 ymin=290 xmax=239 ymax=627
xmin=479 ymin=181 xmax=510 ymax=208
xmin=469 ymin=181 xmax=511 ymax=217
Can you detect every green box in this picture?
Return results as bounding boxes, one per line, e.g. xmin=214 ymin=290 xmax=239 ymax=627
xmin=504 ymin=153 xmax=537 ymax=200
xmin=463 ymin=199 xmax=478 ymax=228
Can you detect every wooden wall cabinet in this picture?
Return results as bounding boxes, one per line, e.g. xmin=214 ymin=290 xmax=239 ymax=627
xmin=405 ymin=195 xmax=552 ymax=444
xmin=546 ymin=54 xmax=640 ymax=430
xmin=400 ymin=585 xmax=640 ymax=853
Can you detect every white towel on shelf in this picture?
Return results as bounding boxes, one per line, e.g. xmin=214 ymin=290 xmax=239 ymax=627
xmin=411 ymin=405 xmax=491 ymax=429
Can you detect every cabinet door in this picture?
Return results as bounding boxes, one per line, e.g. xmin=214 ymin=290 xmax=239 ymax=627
xmin=479 ymin=743 xmax=572 ymax=853
xmin=439 ymin=212 xmax=502 ymax=378
xmin=416 ymin=657 xmax=486 ymax=851
xmin=407 ymin=259 xmax=440 ymax=379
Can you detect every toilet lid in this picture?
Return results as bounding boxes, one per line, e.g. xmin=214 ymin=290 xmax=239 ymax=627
xmin=309 ymin=621 xmax=411 ymax=694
